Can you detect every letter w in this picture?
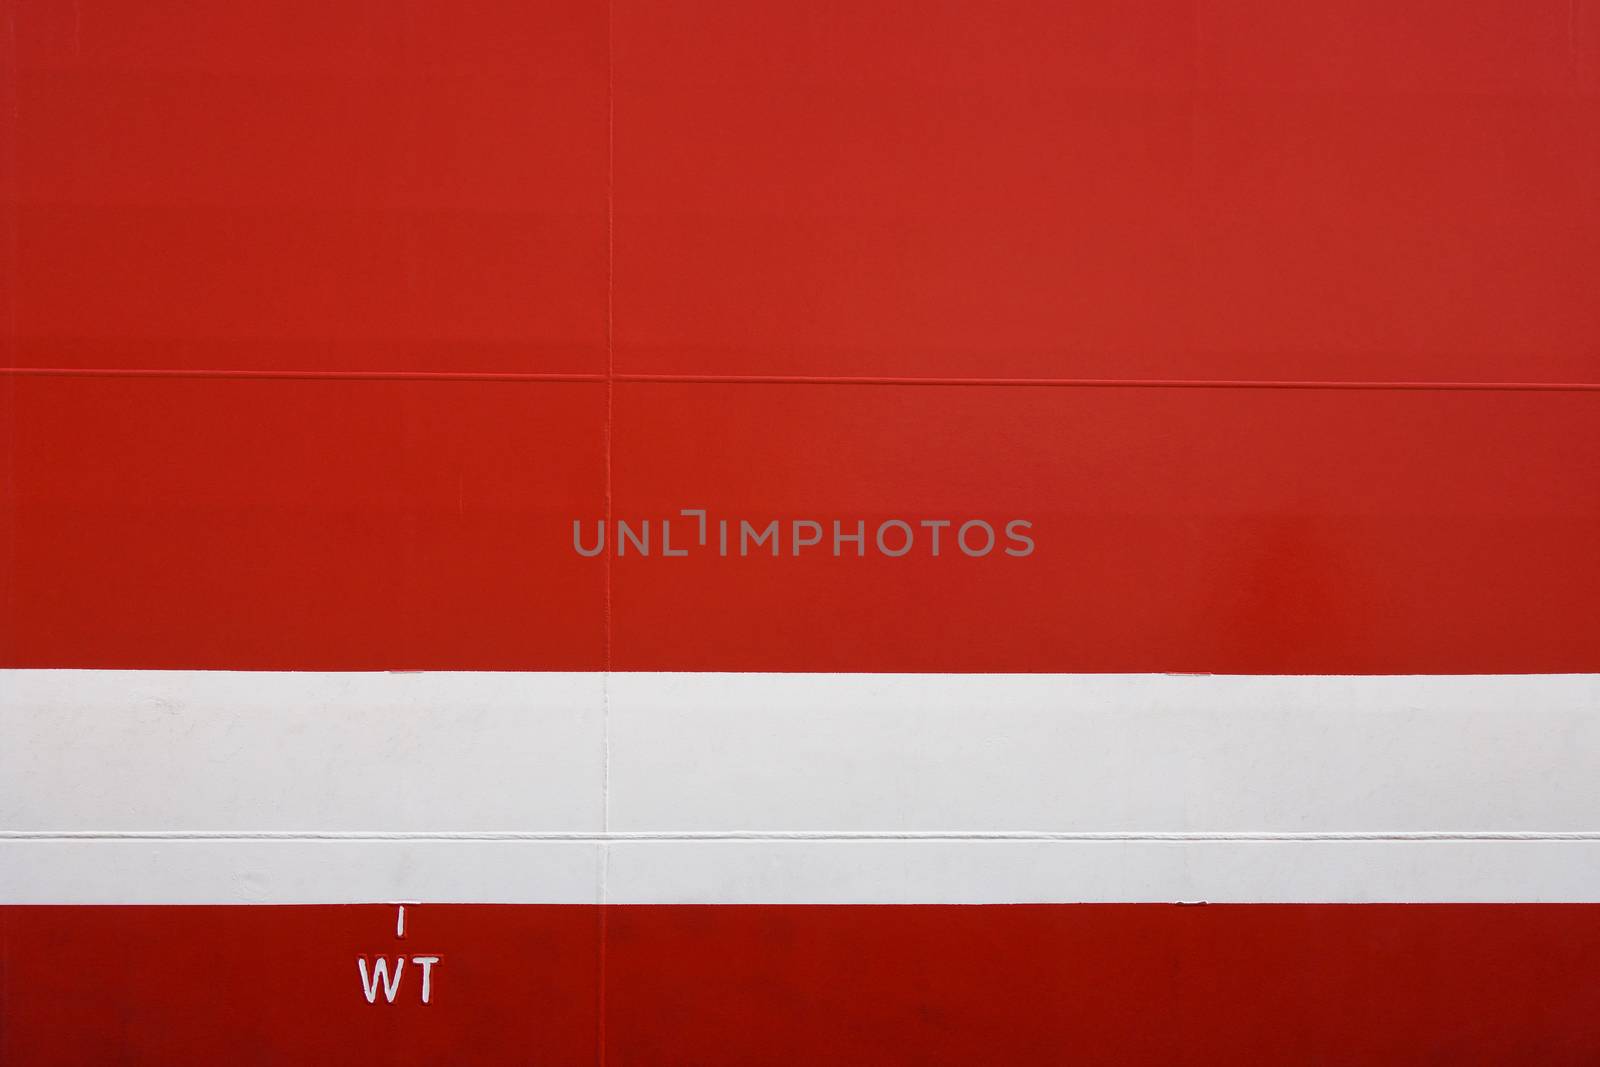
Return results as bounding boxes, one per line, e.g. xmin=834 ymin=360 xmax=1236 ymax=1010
xmin=357 ymin=957 xmax=405 ymax=1003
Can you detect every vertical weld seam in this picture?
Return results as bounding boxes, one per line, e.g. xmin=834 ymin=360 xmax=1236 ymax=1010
xmin=601 ymin=5 xmax=616 ymax=834
xmin=3 ymin=1 xmax=19 ymax=653
xmin=599 ymin=2 xmax=616 ymax=1064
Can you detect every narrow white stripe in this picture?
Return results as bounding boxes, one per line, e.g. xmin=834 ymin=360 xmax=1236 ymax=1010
xmin=0 ymin=840 xmax=601 ymax=905
xmin=3 ymin=670 xmax=1597 ymax=903
xmin=3 ymin=840 xmax=1598 ymax=904
xmin=607 ymin=839 xmax=1600 ymax=905
xmin=7 ymin=830 xmax=1600 ymax=842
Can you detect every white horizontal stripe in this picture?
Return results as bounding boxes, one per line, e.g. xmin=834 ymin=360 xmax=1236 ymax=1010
xmin=3 ymin=670 xmax=1598 ymax=902
xmin=0 ymin=840 xmax=601 ymax=905
xmin=607 ymin=672 xmax=1600 ymax=832
xmin=4 ymin=840 xmax=1599 ymax=904
xmin=8 ymin=830 xmax=1600 ymax=842
xmin=0 ymin=671 xmax=605 ymax=831
xmin=606 ymin=840 xmax=1600 ymax=905
xmin=6 ymin=671 xmax=1597 ymax=833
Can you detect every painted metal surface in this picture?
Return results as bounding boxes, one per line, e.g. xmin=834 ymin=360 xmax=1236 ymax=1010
xmin=6 ymin=903 xmax=1600 ymax=1065
xmin=3 ymin=0 xmax=1600 ymax=1062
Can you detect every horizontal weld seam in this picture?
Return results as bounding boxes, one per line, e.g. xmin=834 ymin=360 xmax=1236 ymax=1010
xmin=4 ymin=367 xmax=1599 ymax=392
xmin=6 ymin=831 xmax=1600 ymax=843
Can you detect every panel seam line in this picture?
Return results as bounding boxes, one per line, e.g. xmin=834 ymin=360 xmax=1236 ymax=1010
xmin=7 ymin=831 xmax=1600 ymax=842
xmin=5 ymin=367 xmax=1599 ymax=392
